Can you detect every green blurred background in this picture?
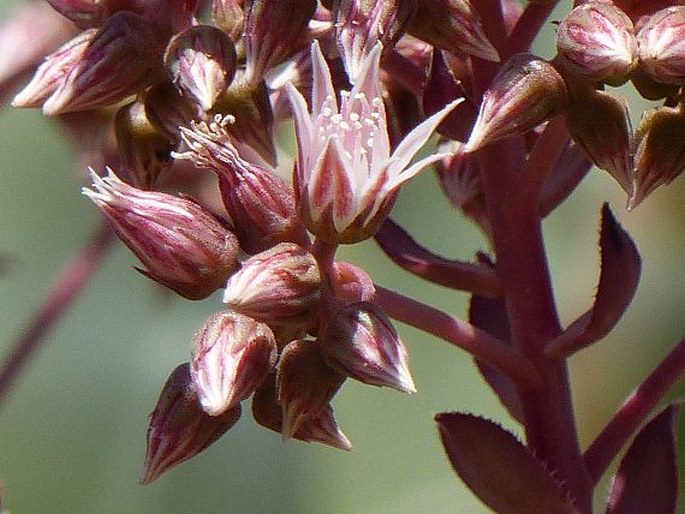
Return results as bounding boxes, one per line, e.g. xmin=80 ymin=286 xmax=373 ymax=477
xmin=1 ymin=2 xmax=684 ymax=513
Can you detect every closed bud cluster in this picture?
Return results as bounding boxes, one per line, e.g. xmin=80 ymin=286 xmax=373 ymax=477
xmin=334 ymin=0 xmax=417 ymax=83
xmin=83 ymin=168 xmax=240 ymax=300
xmin=140 ymin=364 xmax=242 ymax=485
xmin=636 ymin=6 xmax=685 ymax=85
xmin=164 ymin=24 xmax=238 ymax=111
xmin=466 ymin=54 xmax=568 ymax=152
xmin=320 ymin=301 xmax=416 ymax=393
xmin=223 ymin=242 xmax=322 ymax=327
xmin=556 ymin=2 xmax=637 ymax=85
xmin=176 ymin=116 xmax=308 ymax=254
xmin=191 ymin=311 xmax=277 ymax=416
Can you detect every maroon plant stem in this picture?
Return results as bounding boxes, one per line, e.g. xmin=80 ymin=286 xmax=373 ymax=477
xmin=0 ymin=220 xmax=114 ymax=406
xmin=478 ymin=139 xmax=593 ymax=512
xmin=584 ymin=336 xmax=685 ymax=485
xmin=375 ymin=285 xmax=543 ymax=391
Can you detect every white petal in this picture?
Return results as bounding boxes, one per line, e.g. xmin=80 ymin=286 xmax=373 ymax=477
xmin=350 ymin=42 xmax=383 ymax=105
xmin=386 ymin=98 xmax=463 ymax=179
xmin=385 ymin=152 xmax=452 ymax=193
xmin=286 ymin=82 xmax=314 ymax=176
xmin=311 ymin=40 xmax=338 ymax=118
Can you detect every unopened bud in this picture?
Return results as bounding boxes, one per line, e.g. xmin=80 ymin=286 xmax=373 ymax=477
xmin=335 ymin=0 xmax=417 ymax=83
xmin=191 ymin=311 xmax=277 ymax=416
xmin=143 ymin=82 xmax=200 ymax=142
xmin=42 ymin=12 xmax=163 ymax=115
xmin=631 ymin=105 xmax=685 ymax=207
xmin=252 ymin=373 xmax=352 ymax=450
xmin=330 ymin=261 xmax=376 ymax=303
xmin=320 ymin=301 xmax=416 ymax=393
xmin=466 ymin=54 xmax=568 ymax=152
xmin=243 ymin=0 xmax=317 ymax=86
xmin=176 ymin=116 xmax=308 ymax=254
xmin=566 ymin=87 xmax=633 ymax=194
xmin=212 ymin=0 xmax=245 ymax=39
xmin=12 ymin=28 xmax=96 ymax=109
xmin=277 ymin=339 xmax=345 ymax=439
xmin=139 ymin=363 xmax=242 ymax=485
xmin=47 ymin=0 xmax=103 ymax=28
xmin=164 ymin=25 xmax=237 ymax=111
xmin=556 ymin=2 xmax=636 ymax=85
xmin=223 ymin=243 xmax=322 ymax=326
xmin=409 ymin=0 xmax=499 ymax=62
xmin=637 ymin=6 xmax=685 ymax=85
xmin=115 ymin=100 xmax=173 ymax=189
xmin=83 ymin=168 xmax=239 ymax=300
xmin=435 ymin=140 xmax=482 ymax=208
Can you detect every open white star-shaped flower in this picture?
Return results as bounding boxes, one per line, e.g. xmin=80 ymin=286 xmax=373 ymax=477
xmin=286 ymin=40 xmax=462 ymax=244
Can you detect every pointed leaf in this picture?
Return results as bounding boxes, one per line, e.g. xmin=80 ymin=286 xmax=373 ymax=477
xmin=547 ymin=204 xmax=641 ymax=358
xmin=606 ymin=404 xmax=680 ymax=514
xmin=374 ymin=218 xmax=502 ymax=297
xmin=436 ymin=412 xmax=579 ymax=514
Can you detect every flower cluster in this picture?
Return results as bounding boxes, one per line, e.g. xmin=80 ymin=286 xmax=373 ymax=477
xmin=5 ymin=0 xmax=685 ymax=512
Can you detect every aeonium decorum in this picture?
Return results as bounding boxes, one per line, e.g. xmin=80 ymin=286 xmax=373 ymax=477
xmin=286 ymin=41 xmax=462 ymax=244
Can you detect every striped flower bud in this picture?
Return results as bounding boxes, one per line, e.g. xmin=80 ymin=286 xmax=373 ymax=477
xmin=556 ymin=2 xmax=637 ymax=84
xmin=320 ymin=301 xmax=416 ymax=393
xmin=191 ymin=311 xmax=277 ymax=416
xmin=466 ymin=54 xmax=568 ymax=152
xmin=139 ymin=364 xmax=242 ymax=484
xmin=223 ymin=243 xmax=322 ymax=327
xmin=83 ymin=168 xmax=239 ymax=300
xmin=164 ymin=24 xmax=237 ymax=111
xmin=276 ymin=339 xmax=345 ymax=440
xmin=637 ymin=6 xmax=685 ymax=85
xmin=409 ymin=0 xmax=499 ymax=62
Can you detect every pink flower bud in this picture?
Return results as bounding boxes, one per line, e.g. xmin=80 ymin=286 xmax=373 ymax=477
xmin=631 ymin=105 xmax=685 ymax=207
xmin=139 ymin=363 xmax=242 ymax=485
xmin=252 ymin=373 xmax=352 ymax=450
xmin=408 ymin=0 xmax=499 ymax=62
xmin=320 ymin=301 xmax=416 ymax=393
xmin=39 ymin=12 xmax=163 ymax=115
xmin=434 ymin=140 xmax=482 ymax=208
xmin=330 ymin=261 xmax=376 ymax=303
xmin=164 ymin=24 xmax=237 ymax=111
xmin=276 ymin=339 xmax=345 ymax=439
xmin=466 ymin=54 xmax=568 ymax=152
xmin=212 ymin=0 xmax=245 ymax=39
xmin=243 ymin=0 xmax=317 ymax=86
xmin=223 ymin=243 xmax=322 ymax=326
xmin=334 ymin=0 xmax=417 ymax=82
xmin=637 ymin=6 xmax=685 ymax=85
xmin=556 ymin=2 xmax=637 ymax=84
xmin=47 ymin=0 xmax=104 ymax=28
xmin=142 ymin=82 xmax=200 ymax=142
xmin=176 ymin=116 xmax=309 ymax=254
xmin=191 ymin=311 xmax=277 ymax=416
xmin=83 ymin=168 xmax=240 ymax=300
xmin=12 ymin=28 xmax=96 ymax=109
xmin=566 ymin=87 xmax=633 ymax=194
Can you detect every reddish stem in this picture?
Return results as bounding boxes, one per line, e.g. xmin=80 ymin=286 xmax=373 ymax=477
xmin=375 ymin=285 xmax=543 ymax=391
xmin=584 ymin=336 xmax=685 ymax=485
xmin=0 ymin=220 xmax=114 ymax=406
xmin=478 ymin=138 xmax=593 ymax=512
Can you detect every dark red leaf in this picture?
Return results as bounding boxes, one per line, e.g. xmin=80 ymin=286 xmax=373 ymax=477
xmin=436 ymin=412 xmax=579 ymax=514
xmin=547 ymin=204 xmax=641 ymax=358
xmin=606 ymin=404 xmax=680 ymax=514
xmin=374 ymin=218 xmax=501 ymax=297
